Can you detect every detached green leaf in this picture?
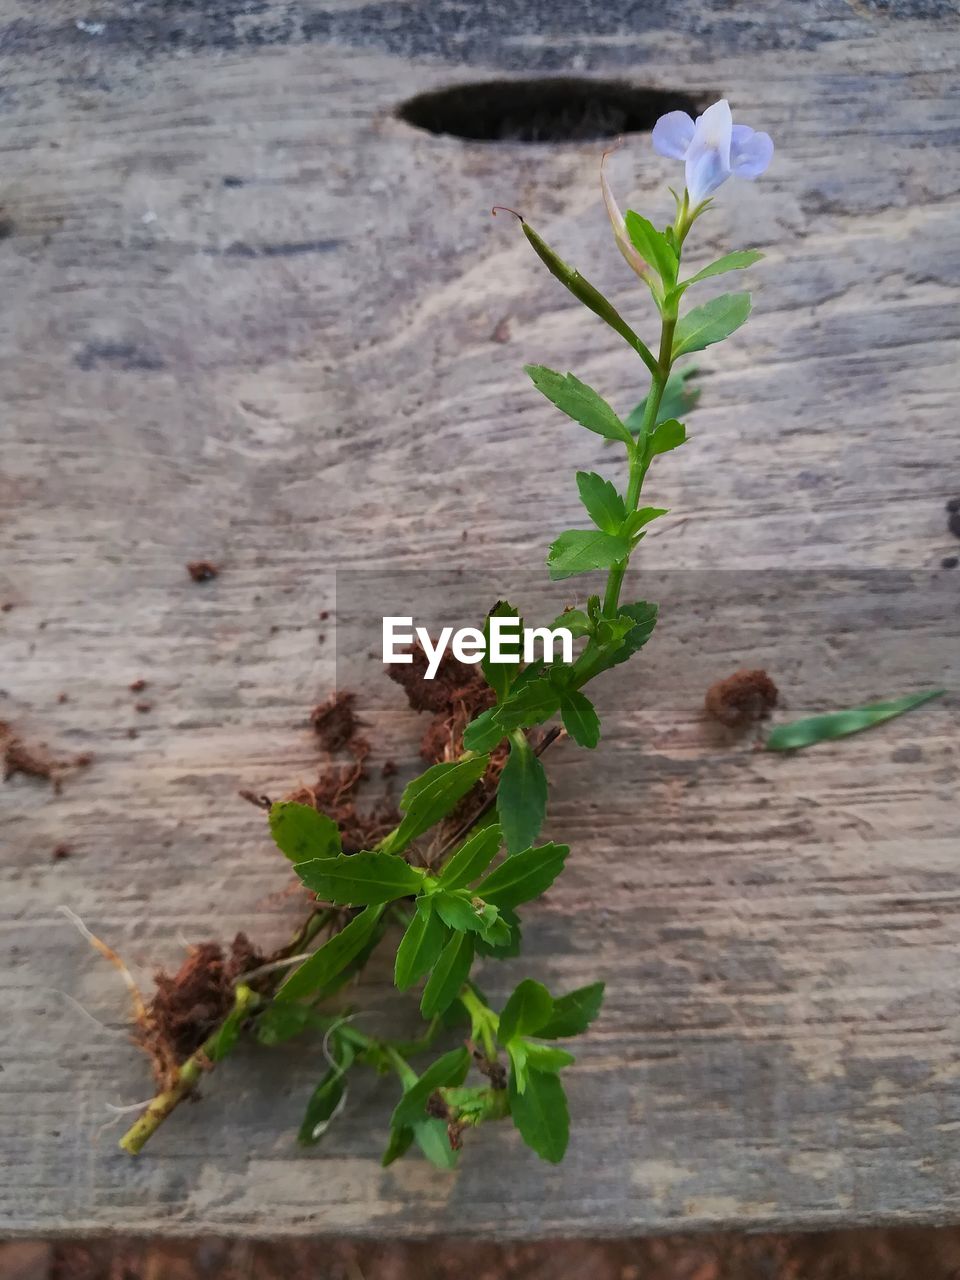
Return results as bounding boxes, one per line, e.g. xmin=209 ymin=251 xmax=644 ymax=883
xmin=576 ymin=471 xmax=626 ymax=534
xmin=269 ymin=802 xmax=341 ymax=863
xmin=499 ymin=979 xmax=554 ymax=1045
xmin=385 ymin=756 xmax=490 ymax=854
xmin=626 ymin=366 xmax=700 ymax=434
xmin=509 ymin=1066 xmax=570 ymax=1164
xmin=678 ymin=249 xmax=763 ymax=294
xmin=439 ymin=822 xmax=502 ymax=890
xmin=526 ymin=366 xmax=633 ymax=446
xmin=520 ymin=221 xmax=659 ymax=376
xmin=277 ymin=903 xmax=386 ymax=1001
xmin=647 ymin=418 xmax=687 ymax=457
xmin=624 ymin=210 xmax=678 ymax=285
xmin=766 ymin=688 xmax=945 ymax=752
xmin=482 ymin=602 xmax=521 ymax=703
xmin=560 ymin=688 xmax=601 ymax=749
xmin=672 ymin=292 xmax=751 ymax=358
xmin=547 ymin=529 xmax=631 ymax=581
xmin=394 ymin=902 xmax=449 ymax=991
xmin=496 ymin=736 xmax=548 ymax=854
xmin=295 ymin=850 xmax=423 ymax=905
xmin=298 ymin=1033 xmax=354 ymax=1145
xmin=420 ymin=931 xmax=475 ymax=1017
xmin=475 ymin=841 xmax=569 ymax=909
xmin=537 ymin=982 xmax=605 ymax=1038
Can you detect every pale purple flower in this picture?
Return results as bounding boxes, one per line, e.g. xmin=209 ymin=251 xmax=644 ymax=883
xmin=652 ymin=100 xmax=773 ymax=205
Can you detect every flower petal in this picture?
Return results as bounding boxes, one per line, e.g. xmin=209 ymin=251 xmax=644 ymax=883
xmin=730 ymin=128 xmax=774 ymax=179
xmin=652 ymin=111 xmax=695 ymax=160
xmin=684 ymin=99 xmax=733 ymax=203
xmin=601 ymin=153 xmax=650 ymax=280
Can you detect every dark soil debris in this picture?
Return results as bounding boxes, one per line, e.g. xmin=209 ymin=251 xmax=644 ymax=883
xmin=52 ymin=842 xmax=73 ymax=861
xmin=129 ymin=678 xmax=148 ymax=692
xmin=310 ymin=691 xmax=360 ymax=753
xmin=0 ymin=721 xmax=90 ymax=791
xmin=186 ymin=560 xmax=219 ymax=582
xmin=705 ymin=669 xmax=779 ymax=728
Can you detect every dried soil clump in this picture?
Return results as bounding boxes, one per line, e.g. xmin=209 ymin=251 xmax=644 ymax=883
xmin=310 ymin=691 xmax=361 ymax=753
xmin=0 ymin=720 xmax=92 ymax=792
xmin=705 ymin=669 xmax=779 ymax=728
xmin=142 ymin=933 xmax=263 ymax=1090
xmin=186 ymin=560 xmax=219 ymax=582
xmin=388 ymin=646 xmax=496 ymax=764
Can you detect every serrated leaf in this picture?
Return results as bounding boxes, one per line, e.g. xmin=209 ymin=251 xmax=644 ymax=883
xmin=624 ymin=210 xmax=678 ymax=284
xmin=576 ymin=471 xmax=626 ymax=535
xmin=559 ymin=688 xmax=600 ymax=748
xmin=499 ymin=979 xmax=554 ymax=1045
xmin=509 ymin=1066 xmax=570 ymax=1164
xmin=525 ymin=366 xmax=633 ymax=446
xmin=298 ymin=1033 xmax=354 ymax=1145
xmin=461 ymin=706 xmax=504 ymax=753
xmin=269 ymin=802 xmax=341 ymax=863
xmin=621 ymin=506 xmax=668 ymax=539
xmin=482 ymin=601 xmax=521 ymax=703
xmin=547 ymin=529 xmax=631 ymax=581
xmin=475 ymin=841 xmax=568 ymax=909
xmin=550 ymin=607 xmax=591 ymax=638
xmin=394 ymin=902 xmax=448 ymax=991
xmin=766 ymin=688 xmax=945 ymax=752
xmin=433 ymin=888 xmax=498 ymax=937
xmin=384 ymin=756 xmax=490 ymax=854
xmin=672 ymin=292 xmax=751 ymax=358
xmin=474 ymin=905 xmax=523 ymax=959
xmin=277 ymin=903 xmax=386 ymax=1001
xmin=496 ymin=736 xmax=548 ymax=854
xmin=678 ymin=249 xmax=763 ymax=294
xmin=438 ymin=822 xmax=502 ymax=890
xmin=493 ymin=678 xmax=560 ymax=735
xmin=537 ymin=982 xmax=605 ymax=1038
xmin=520 ymin=222 xmax=659 ymax=376
xmin=295 ymin=850 xmax=423 ymax=906
xmin=524 ymin=1043 xmax=576 ymax=1073
xmin=648 ymin=418 xmax=687 ymax=456
xmin=420 ymin=931 xmax=475 ymax=1017
xmin=626 ymin=366 xmax=700 ymax=435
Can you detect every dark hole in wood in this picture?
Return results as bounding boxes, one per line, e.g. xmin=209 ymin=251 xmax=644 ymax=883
xmin=397 ymin=79 xmax=704 ymax=144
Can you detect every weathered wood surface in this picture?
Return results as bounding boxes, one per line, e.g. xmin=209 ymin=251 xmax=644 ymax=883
xmin=1 ymin=0 xmax=959 ymax=1240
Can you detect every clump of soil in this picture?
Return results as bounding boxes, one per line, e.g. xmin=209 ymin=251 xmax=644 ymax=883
xmin=310 ymin=691 xmax=360 ymax=752
xmin=387 ymin=645 xmax=496 ymax=764
xmin=186 ymin=560 xmax=219 ymax=582
xmin=0 ymin=720 xmax=93 ymax=792
xmin=705 ymin=669 xmax=779 ymax=728
xmin=142 ymin=934 xmax=263 ymax=1090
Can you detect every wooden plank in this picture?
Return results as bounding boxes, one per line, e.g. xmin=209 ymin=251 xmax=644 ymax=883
xmin=1 ymin=0 xmax=958 ymax=1238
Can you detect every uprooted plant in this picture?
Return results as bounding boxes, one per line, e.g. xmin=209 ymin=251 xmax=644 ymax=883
xmin=116 ymin=99 xmax=774 ymax=1164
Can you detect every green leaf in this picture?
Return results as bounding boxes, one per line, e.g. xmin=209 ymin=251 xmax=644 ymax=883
xmin=438 ymin=823 xmax=502 ymax=890
xmin=560 ymin=688 xmax=601 ymax=748
xmin=482 ymin=601 xmax=521 ymax=703
xmin=509 ymin=1066 xmax=570 ymax=1164
xmin=269 ymin=802 xmax=341 ymax=863
xmin=384 ymin=756 xmax=490 ymax=854
xmin=499 ymin=979 xmax=554 ymax=1045
xmin=496 ymin=737 xmax=548 ymax=854
xmin=626 ymin=366 xmax=700 ymax=435
xmin=391 ymin=1046 xmax=471 ymax=1129
xmin=547 ymin=529 xmax=631 ymax=581
xmin=433 ymin=888 xmax=498 ymax=937
xmin=672 ymin=292 xmax=751 ymax=358
xmin=298 ymin=1033 xmax=354 ymax=1145
xmin=520 ymin=221 xmax=659 ymax=377
xmin=394 ymin=902 xmax=449 ymax=991
xmin=256 ymin=1002 xmax=323 ymax=1046
xmin=678 ymin=249 xmax=763 ymax=294
xmin=537 ymin=982 xmax=605 ymax=1038
xmin=295 ymin=850 xmax=423 ymax=905
xmin=493 ymin=678 xmax=560 ymax=734
xmin=621 ymin=506 xmax=668 ymax=539
xmin=576 ymin=471 xmax=626 ymax=535
xmin=647 ymin=417 xmax=687 ymax=456
xmin=420 ymin=931 xmax=475 ymax=1017
xmin=381 ymin=1124 xmax=416 ymax=1166
xmin=507 ymin=1039 xmax=529 ymax=1094
xmin=550 ymin=607 xmax=592 ymax=639
xmin=525 ymin=366 xmax=634 ymax=446
xmin=525 ymin=1043 xmax=576 ymax=1073
xmin=624 ymin=210 xmax=678 ymax=285
xmin=461 ymin=706 xmax=504 ymax=753
xmin=475 ymin=841 xmax=568 ymax=909
xmin=474 ymin=905 xmax=523 ymax=959
xmin=277 ymin=903 xmax=386 ymax=1001
xmin=766 ymin=688 xmax=945 ymax=752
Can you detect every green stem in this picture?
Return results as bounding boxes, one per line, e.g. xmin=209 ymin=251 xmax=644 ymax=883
xmin=460 ymin=984 xmax=499 ymax=1061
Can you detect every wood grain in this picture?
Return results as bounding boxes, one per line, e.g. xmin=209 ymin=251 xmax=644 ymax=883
xmin=1 ymin=0 xmax=958 ymax=1238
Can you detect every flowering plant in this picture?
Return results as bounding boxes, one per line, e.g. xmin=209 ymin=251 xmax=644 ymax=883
xmin=119 ymin=100 xmax=772 ymax=1165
